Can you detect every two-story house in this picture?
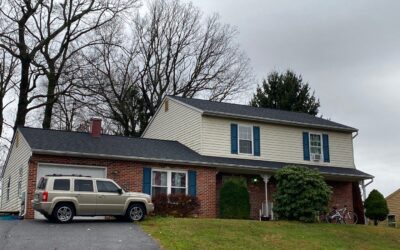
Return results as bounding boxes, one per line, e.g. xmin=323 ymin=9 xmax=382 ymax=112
xmin=0 ymin=96 xmax=373 ymax=220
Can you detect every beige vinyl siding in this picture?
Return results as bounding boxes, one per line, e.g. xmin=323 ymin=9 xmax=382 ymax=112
xmin=386 ymin=190 xmax=400 ymax=227
xmin=201 ymin=116 xmax=355 ymax=168
xmin=143 ymin=98 xmax=202 ymax=153
xmin=0 ymin=131 xmax=32 ymax=212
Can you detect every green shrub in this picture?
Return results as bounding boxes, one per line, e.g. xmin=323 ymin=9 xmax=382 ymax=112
xmin=273 ymin=166 xmax=331 ymax=222
xmin=219 ymin=179 xmax=250 ymax=219
xmin=364 ymin=189 xmax=389 ymax=226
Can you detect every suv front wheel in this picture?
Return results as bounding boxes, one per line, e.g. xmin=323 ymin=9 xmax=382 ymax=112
xmin=53 ymin=203 xmax=75 ymax=223
xmin=126 ymin=203 xmax=145 ymax=222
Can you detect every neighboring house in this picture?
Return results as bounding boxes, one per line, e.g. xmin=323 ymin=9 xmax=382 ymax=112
xmin=385 ymin=188 xmax=400 ymax=227
xmin=0 ymin=96 xmax=373 ymax=219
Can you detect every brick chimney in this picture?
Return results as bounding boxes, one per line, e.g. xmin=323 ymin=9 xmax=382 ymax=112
xmin=90 ymin=118 xmax=102 ymax=137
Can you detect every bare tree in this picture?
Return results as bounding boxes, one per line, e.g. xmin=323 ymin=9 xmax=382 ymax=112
xmin=0 ymin=49 xmax=18 ymax=139
xmin=82 ymin=22 xmax=146 ymax=136
xmin=0 ymin=0 xmax=136 ymax=129
xmin=134 ymin=0 xmax=252 ymax=121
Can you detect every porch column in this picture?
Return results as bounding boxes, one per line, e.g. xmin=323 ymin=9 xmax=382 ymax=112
xmin=261 ymin=174 xmax=271 ymax=217
xmin=359 ymin=179 xmax=374 ymax=225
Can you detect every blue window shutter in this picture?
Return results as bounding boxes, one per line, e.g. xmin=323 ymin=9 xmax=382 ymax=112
xmin=188 ymin=170 xmax=197 ymax=196
xmin=142 ymin=167 xmax=151 ymax=195
xmin=231 ymin=124 xmax=238 ymax=154
xmin=323 ymin=134 xmax=330 ymax=162
xmin=253 ymin=126 xmax=260 ymax=156
xmin=303 ymin=132 xmax=310 ymax=161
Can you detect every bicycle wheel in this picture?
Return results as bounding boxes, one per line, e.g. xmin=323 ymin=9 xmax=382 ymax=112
xmin=343 ymin=211 xmax=358 ymax=224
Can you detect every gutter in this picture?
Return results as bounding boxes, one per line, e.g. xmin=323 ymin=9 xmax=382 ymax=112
xmin=32 ymin=149 xmax=373 ymax=180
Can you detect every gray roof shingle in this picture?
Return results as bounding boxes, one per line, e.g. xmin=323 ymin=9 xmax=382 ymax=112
xmin=18 ymin=127 xmax=372 ymax=179
xmin=169 ymin=96 xmax=357 ymax=132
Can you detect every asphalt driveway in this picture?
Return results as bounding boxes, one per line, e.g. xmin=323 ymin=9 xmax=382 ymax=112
xmin=0 ymin=219 xmax=160 ymax=250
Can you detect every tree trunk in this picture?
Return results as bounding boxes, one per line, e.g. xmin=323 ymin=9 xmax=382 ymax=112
xmin=42 ymin=73 xmax=57 ymax=129
xmin=14 ymin=59 xmax=30 ymax=129
xmin=374 ymin=219 xmax=378 ymax=226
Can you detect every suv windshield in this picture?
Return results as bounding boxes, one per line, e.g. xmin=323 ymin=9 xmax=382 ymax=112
xmin=37 ymin=177 xmax=47 ymax=190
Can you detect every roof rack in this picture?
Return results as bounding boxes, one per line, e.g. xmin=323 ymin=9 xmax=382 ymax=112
xmin=45 ymin=174 xmax=92 ymax=178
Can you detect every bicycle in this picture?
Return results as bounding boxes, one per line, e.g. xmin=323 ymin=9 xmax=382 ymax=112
xmin=320 ymin=205 xmax=358 ymax=224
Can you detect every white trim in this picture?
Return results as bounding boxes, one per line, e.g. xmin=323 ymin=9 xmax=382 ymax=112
xmin=309 ymin=132 xmax=323 ymax=162
xmin=37 ymin=162 xmax=108 ymax=176
xmin=151 ymin=168 xmax=188 ymax=196
xmin=238 ymin=124 xmax=253 ymax=155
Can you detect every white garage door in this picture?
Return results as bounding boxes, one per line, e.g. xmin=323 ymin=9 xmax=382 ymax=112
xmin=34 ymin=164 xmax=106 ymax=219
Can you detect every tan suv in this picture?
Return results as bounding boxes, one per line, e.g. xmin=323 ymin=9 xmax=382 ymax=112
xmin=32 ymin=175 xmax=154 ymax=223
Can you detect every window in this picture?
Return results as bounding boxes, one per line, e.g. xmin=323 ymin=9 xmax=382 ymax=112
xmin=53 ymin=179 xmax=70 ymax=191
xmin=74 ymin=179 xmax=93 ymax=192
xmin=238 ymin=125 xmax=253 ymax=154
xmin=151 ymin=170 xmax=187 ymax=196
xmin=97 ymin=181 xmax=120 ymax=193
xmin=17 ymin=168 xmax=23 ymax=197
xmin=310 ymin=133 xmax=322 ymax=155
xmin=6 ymin=177 xmax=11 ymax=201
xmin=37 ymin=177 xmax=47 ymax=190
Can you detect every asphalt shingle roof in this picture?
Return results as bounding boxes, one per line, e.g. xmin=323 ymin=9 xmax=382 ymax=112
xmin=169 ymin=96 xmax=357 ymax=132
xmin=18 ymin=127 xmax=372 ymax=179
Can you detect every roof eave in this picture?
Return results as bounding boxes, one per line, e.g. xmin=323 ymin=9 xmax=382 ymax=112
xmin=31 ymin=149 xmax=372 ymax=180
xmin=202 ymin=111 xmax=358 ymax=133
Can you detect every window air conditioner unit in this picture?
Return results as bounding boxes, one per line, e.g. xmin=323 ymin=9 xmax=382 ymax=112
xmin=311 ymin=154 xmax=321 ymax=161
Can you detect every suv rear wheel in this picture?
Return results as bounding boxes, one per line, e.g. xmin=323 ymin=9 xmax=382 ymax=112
xmin=126 ymin=203 xmax=145 ymax=222
xmin=53 ymin=203 xmax=75 ymax=223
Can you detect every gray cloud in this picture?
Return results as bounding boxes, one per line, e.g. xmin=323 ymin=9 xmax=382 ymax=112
xmin=191 ymin=0 xmax=400 ymax=196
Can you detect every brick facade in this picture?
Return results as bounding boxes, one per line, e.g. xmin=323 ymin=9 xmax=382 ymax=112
xmin=26 ymin=154 xmax=357 ymax=220
xmin=216 ymin=173 xmax=356 ymax=220
xmin=25 ymin=154 xmax=217 ymax=219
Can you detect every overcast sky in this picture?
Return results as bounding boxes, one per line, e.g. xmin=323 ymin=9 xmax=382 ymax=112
xmin=190 ymin=0 xmax=400 ymax=196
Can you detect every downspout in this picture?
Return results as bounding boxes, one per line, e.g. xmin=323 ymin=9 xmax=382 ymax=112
xmin=360 ymin=178 xmax=374 ymax=224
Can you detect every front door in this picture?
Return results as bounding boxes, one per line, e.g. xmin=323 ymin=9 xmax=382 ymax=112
xmin=73 ymin=179 xmax=97 ymax=215
xmin=95 ymin=180 xmax=125 ymax=215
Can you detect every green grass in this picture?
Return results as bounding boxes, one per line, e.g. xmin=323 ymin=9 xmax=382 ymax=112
xmin=141 ymin=217 xmax=400 ymax=250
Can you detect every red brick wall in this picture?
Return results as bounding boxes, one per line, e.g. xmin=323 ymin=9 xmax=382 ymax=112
xmin=25 ymin=154 xmax=217 ymax=219
xmin=327 ymin=181 xmax=354 ymax=213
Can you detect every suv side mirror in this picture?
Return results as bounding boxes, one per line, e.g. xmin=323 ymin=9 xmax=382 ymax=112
xmin=118 ymin=188 xmax=123 ymax=195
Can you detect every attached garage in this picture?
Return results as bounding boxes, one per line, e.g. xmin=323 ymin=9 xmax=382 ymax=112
xmin=34 ymin=163 xmax=106 ymax=219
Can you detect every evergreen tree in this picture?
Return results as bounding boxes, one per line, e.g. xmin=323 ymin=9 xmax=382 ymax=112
xmin=364 ymin=189 xmax=389 ymax=226
xmin=251 ymin=70 xmax=320 ymax=115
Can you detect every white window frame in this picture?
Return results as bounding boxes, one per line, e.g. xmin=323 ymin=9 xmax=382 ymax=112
xmin=151 ymin=169 xmax=188 ymax=196
xmin=238 ymin=124 xmax=253 ymax=155
xmin=309 ymin=133 xmax=323 ymax=161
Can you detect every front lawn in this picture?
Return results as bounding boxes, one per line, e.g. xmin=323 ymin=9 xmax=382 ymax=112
xmin=141 ymin=217 xmax=399 ymax=250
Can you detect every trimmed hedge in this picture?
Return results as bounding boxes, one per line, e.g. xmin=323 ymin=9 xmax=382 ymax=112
xmin=219 ymin=179 xmax=250 ymax=219
xmin=364 ymin=189 xmax=389 ymax=226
